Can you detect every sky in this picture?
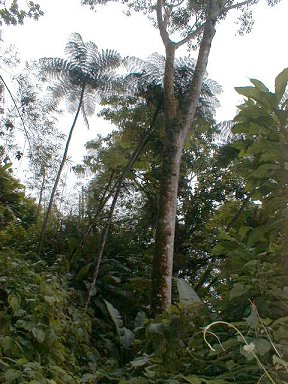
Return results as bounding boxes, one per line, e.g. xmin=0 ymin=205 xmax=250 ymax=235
xmin=2 ymin=0 xmax=288 ymax=169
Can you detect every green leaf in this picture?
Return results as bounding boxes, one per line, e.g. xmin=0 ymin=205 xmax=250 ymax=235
xmin=230 ymin=283 xmax=249 ymax=299
xmin=239 ymin=226 xmax=250 ymax=240
xmin=130 ymin=355 xmax=149 ymax=368
xmin=1 ymin=336 xmax=13 ymax=351
xmin=134 ymin=311 xmax=146 ymax=329
xmin=211 ymin=243 xmax=225 ymax=256
xmin=32 ymin=327 xmax=45 ymax=343
xmin=272 ymin=355 xmax=288 ymax=369
xmin=104 ymin=300 xmax=123 ymax=329
xmin=119 ymin=327 xmax=135 ymax=349
xmin=247 ymin=226 xmax=267 ymax=246
xmin=253 ymin=338 xmax=271 ymax=355
xmin=235 ymin=86 xmax=275 ymax=109
xmin=4 ymin=369 xmax=20 ymax=383
xmin=44 ymin=296 xmax=55 ymax=304
xmin=259 ymin=150 xmax=279 ymax=162
xmin=183 ymin=376 xmax=202 ymax=384
xmin=252 ymin=163 xmax=279 ymax=179
xmin=226 ymin=360 xmax=236 ymax=371
xmin=81 ymin=373 xmax=98 ymax=382
xmin=176 ymin=278 xmax=202 ymax=305
xmin=250 ymin=78 xmax=269 ymax=92
xmin=8 ymin=295 xmax=20 ymax=312
xmin=275 ymin=67 xmax=288 ymax=102
xmin=273 ymin=326 xmax=288 ymax=341
xmin=245 ymin=307 xmax=258 ymax=328
xmin=104 ymin=300 xmax=134 ymax=349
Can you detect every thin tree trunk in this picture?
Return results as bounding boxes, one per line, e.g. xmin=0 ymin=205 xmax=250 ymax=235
xmin=84 ymin=103 xmax=162 ymax=309
xmin=151 ymin=4 xmax=218 ymax=312
xmin=39 ymin=84 xmax=86 ymax=251
xmin=38 ymin=170 xmax=46 ymax=209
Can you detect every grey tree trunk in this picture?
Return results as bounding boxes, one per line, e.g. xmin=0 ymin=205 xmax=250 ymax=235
xmin=151 ymin=2 xmax=218 ymax=312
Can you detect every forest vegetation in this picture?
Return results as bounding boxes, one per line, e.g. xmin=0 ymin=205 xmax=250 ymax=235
xmin=0 ymin=0 xmax=287 ymax=383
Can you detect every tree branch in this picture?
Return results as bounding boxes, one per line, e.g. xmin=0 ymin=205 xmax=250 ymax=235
xmin=0 ymin=75 xmax=32 ymax=151
xmin=221 ymin=0 xmax=255 ymax=15
xmin=157 ymin=0 xmax=171 ymax=46
xmin=174 ymin=22 xmax=206 ymax=49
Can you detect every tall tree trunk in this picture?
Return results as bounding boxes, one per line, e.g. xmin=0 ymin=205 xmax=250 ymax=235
xmin=151 ymin=4 xmax=218 ymax=312
xmin=39 ymin=84 xmax=86 ymax=250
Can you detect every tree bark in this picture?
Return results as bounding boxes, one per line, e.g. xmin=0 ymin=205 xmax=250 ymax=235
xmin=151 ymin=2 xmax=218 ymax=312
xmin=39 ymin=84 xmax=86 ymax=251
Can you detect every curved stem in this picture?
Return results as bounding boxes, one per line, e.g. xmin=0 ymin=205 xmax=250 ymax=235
xmin=204 ymin=321 xmax=277 ymax=384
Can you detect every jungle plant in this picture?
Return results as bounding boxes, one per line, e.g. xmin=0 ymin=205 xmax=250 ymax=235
xmin=39 ymin=32 xmax=121 ymax=248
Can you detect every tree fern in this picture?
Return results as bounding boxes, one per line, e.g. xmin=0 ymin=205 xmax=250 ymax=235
xmin=39 ymin=33 xmax=121 ymax=250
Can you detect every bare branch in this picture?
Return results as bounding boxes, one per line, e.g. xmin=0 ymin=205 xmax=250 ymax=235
xmin=166 ymin=0 xmax=185 ymax=8
xmin=221 ymin=0 xmax=256 ymax=15
xmin=175 ymin=22 xmax=206 ymax=49
xmin=0 ymin=75 xmax=32 ymax=151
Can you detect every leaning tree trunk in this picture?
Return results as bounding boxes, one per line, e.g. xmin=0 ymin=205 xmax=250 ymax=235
xmin=151 ymin=8 xmax=217 ymax=312
xmin=39 ymin=84 xmax=86 ymax=251
xmin=84 ymin=103 xmax=162 ymax=310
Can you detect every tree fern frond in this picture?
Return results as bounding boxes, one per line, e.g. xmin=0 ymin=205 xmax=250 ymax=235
xmin=96 ymin=49 xmax=121 ymax=70
xmin=40 ymin=58 xmax=73 ymax=80
xmin=65 ymin=32 xmax=90 ymax=67
xmin=83 ymin=91 xmax=98 ymax=115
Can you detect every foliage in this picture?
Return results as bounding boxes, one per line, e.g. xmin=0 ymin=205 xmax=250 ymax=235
xmin=0 ymin=250 xmax=98 ymax=383
xmin=207 ymin=70 xmax=288 ymax=382
xmin=1 ymin=11 xmax=288 ymax=381
xmin=39 ymin=33 xmax=122 ymax=247
xmin=0 ymin=164 xmax=37 ymax=231
xmin=0 ymin=0 xmax=43 ymax=26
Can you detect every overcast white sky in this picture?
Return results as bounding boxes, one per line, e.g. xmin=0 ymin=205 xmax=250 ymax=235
xmin=2 ymin=0 xmax=288 ymax=167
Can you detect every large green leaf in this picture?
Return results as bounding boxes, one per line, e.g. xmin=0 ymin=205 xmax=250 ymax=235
xmin=235 ymin=86 xmax=275 ymax=109
xmin=176 ymin=278 xmax=202 ymax=304
xmin=253 ymin=338 xmax=271 ymax=355
xmin=104 ymin=300 xmax=134 ymax=349
xmin=229 ymin=283 xmax=250 ymax=299
xmin=275 ymin=67 xmax=288 ymax=102
xmin=119 ymin=327 xmax=135 ymax=349
xmin=250 ymin=78 xmax=269 ymax=92
xmin=252 ymin=163 xmax=279 ymax=179
xmin=104 ymin=299 xmax=123 ymax=329
xmin=183 ymin=376 xmax=202 ymax=384
xmin=32 ymin=327 xmax=45 ymax=343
